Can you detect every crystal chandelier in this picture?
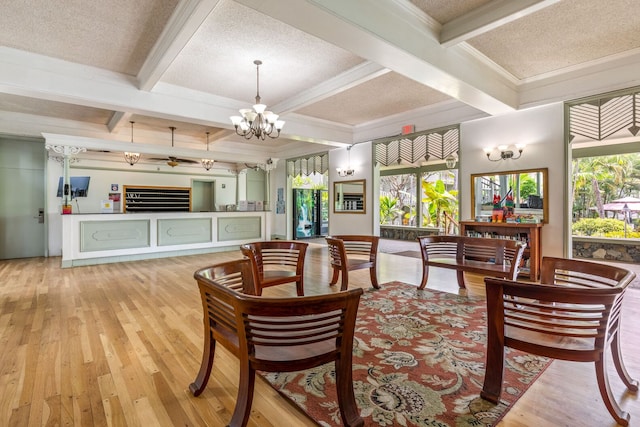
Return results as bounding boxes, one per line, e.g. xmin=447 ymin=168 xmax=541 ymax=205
xmin=124 ymin=121 xmax=140 ymax=166
xmin=201 ymin=132 xmax=214 ymax=171
xmin=230 ymin=60 xmax=285 ymax=140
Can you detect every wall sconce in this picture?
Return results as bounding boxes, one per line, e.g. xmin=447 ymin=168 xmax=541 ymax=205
xmin=483 ymin=144 xmax=525 ymax=162
xmin=336 ymin=145 xmax=355 ymax=177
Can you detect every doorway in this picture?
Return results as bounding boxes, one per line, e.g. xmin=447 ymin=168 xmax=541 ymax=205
xmin=293 ymin=189 xmax=328 ymax=239
xmin=0 ymin=136 xmax=45 ymax=259
xmin=192 ymin=180 xmax=216 ymax=211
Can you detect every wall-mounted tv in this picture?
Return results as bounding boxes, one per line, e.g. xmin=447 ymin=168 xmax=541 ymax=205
xmin=56 ymin=176 xmax=91 ymax=198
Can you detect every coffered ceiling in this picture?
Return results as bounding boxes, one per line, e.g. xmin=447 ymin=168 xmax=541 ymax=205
xmin=0 ymin=0 xmax=638 ymax=165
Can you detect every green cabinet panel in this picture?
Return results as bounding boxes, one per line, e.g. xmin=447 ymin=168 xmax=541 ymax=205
xmin=80 ymin=220 xmax=150 ymax=252
xmin=218 ymin=216 xmax=261 ymax=242
xmin=157 ymin=218 xmax=212 ymax=246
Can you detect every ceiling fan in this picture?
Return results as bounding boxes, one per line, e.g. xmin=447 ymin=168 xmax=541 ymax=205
xmin=148 ymin=126 xmax=198 ymax=167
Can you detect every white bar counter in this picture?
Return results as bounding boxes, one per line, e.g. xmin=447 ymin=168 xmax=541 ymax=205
xmin=61 ymin=211 xmax=270 ymax=268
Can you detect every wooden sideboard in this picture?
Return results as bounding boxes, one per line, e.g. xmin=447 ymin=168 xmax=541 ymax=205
xmin=459 ymin=221 xmax=543 ymax=280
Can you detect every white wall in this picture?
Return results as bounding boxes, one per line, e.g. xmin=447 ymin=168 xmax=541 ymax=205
xmin=459 ymin=102 xmax=565 ymax=257
xmin=271 ymin=144 xmax=376 ymax=240
xmin=328 ymin=142 xmax=374 ymax=236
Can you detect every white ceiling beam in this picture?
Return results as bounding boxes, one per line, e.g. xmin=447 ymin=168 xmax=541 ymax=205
xmin=236 ymin=0 xmax=518 ymax=116
xmin=0 ymin=47 xmax=355 ymax=146
xmin=440 ymin=0 xmax=561 ymax=47
xmin=137 ymin=0 xmax=223 ymax=91
xmin=272 ymin=61 xmax=390 ymax=114
xmin=106 ymin=111 xmax=132 ymax=133
xmin=42 ymin=132 xmax=271 ymax=165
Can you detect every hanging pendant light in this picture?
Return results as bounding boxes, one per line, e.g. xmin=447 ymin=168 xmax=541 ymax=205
xmin=201 ymin=132 xmax=214 ymax=171
xmin=166 ymin=127 xmax=179 ymax=167
xmin=230 ymin=60 xmax=285 ymax=140
xmin=124 ymin=121 xmax=141 ymax=166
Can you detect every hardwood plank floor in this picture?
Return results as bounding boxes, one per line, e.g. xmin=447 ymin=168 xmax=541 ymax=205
xmin=0 ymin=243 xmax=638 ymax=426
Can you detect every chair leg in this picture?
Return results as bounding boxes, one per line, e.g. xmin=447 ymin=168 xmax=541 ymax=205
xmin=418 ymin=266 xmax=429 ymax=290
xmin=296 ymin=277 xmax=305 ymax=296
xmin=189 ymin=330 xmax=216 ymax=396
xmin=369 ymin=266 xmax=380 ymax=289
xmin=611 ymin=331 xmax=639 ymax=392
xmin=456 ymin=270 xmax=466 ymax=288
xmin=330 ymin=267 xmax=340 ymax=286
xmin=334 ymin=358 xmax=364 ymax=427
xmin=480 ymin=351 xmax=504 ymax=403
xmin=595 ymin=353 xmax=631 ymax=426
xmin=229 ymin=363 xmax=256 ymax=427
xmin=339 ymin=269 xmax=349 ymax=291
xmin=480 ymin=295 xmax=505 ymax=403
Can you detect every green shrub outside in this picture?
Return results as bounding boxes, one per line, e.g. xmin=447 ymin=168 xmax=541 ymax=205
xmin=572 ymin=218 xmax=625 ymax=236
xmin=604 ymin=231 xmax=640 ymax=238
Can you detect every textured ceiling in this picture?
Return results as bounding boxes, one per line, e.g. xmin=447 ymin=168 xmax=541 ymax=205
xmin=0 ymin=0 xmax=177 ymax=75
xmin=467 ymin=0 xmax=640 ymax=80
xmin=161 ymin=0 xmax=365 ymax=104
xmin=0 ymin=0 xmax=638 ymax=164
xmin=296 ymin=72 xmax=451 ymax=126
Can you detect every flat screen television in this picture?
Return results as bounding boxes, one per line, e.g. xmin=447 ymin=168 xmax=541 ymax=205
xmin=56 ymin=176 xmax=91 ymax=198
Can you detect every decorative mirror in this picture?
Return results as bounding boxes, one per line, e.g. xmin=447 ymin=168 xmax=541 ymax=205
xmin=471 ymin=168 xmax=548 ymax=223
xmin=334 ymin=179 xmax=365 ymax=214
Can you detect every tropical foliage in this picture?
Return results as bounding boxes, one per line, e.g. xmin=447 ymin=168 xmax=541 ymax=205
xmin=379 ymin=171 xmax=459 ymax=231
xmin=379 ymin=195 xmax=403 ymax=225
xmin=572 ymin=154 xmax=640 ymax=219
xmin=379 ymin=174 xmax=417 ymax=225
xmin=422 ymin=179 xmax=458 ymax=231
xmin=292 ymin=174 xmax=327 ymax=190
xmin=517 ymin=174 xmax=538 ymax=200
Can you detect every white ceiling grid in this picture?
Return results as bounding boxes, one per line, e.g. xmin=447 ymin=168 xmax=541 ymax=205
xmin=0 ymin=0 xmax=638 ymax=165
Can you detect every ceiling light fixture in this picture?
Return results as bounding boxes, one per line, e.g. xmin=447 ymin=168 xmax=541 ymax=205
xmin=445 ymin=153 xmax=457 ymax=169
xmin=483 ymin=144 xmax=525 ymax=162
xmin=201 ymin=132 xmax=214 ymax=171
xmin=230 ymin=60 xmax=285 ymax=140
xmin=167 ymin=127 xmax=179 ymax=167
xmin=337 ymin=145 xmax=355 ymax=177
xmin=124 ymin=121 xmax=140 ymax=166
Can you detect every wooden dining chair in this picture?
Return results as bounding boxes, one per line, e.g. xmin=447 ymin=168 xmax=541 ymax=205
xmin=325 ymin=235 xmax=380 ymax=291
xmin=482 ymin=256 xmax=637 ymax=426
xmin=240 ymin=240 xmax=308 ymax=295
xmin=190 ymin=259 xmax=364 ymax=427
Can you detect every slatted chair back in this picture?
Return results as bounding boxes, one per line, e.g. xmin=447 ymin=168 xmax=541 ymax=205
xmin=417 ymin=235 xmax=526 ymax=288
xmin=482 ymin=256 xmax=637 ymax=426
xmin=325 ymin=235 xmax=380 ymax=290
xmin=419 ymin=235 xmax=459 ymax=260
xmin=240 ymin=240 xmax=308 ymax=295
xmin=190 ymin=259 xmax=364 ymax=427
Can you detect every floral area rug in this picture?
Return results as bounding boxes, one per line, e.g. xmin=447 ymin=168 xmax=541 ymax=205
xmin=260 ymin=282 xmax=550 ymax=426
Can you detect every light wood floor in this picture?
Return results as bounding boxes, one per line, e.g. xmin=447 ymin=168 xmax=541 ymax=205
xmin=0 ymin=243 xmax=638 ymax=426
